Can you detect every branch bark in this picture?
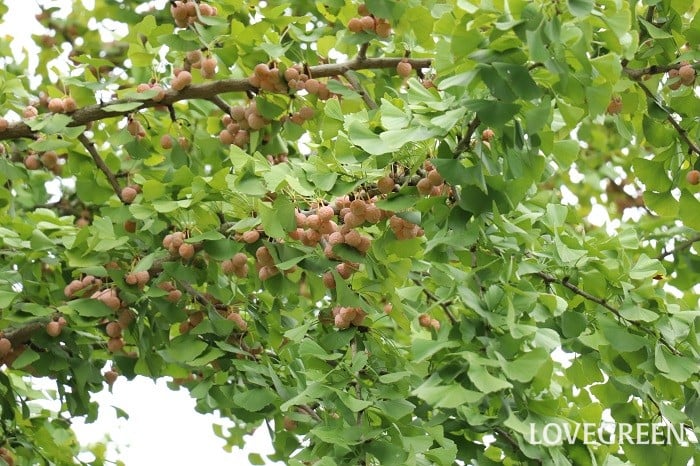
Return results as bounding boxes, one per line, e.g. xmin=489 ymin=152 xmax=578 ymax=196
xmin=77 ymin=133 xmax=123 ymax=201
xmin=0 ymin=57 xmax=432 ymax=142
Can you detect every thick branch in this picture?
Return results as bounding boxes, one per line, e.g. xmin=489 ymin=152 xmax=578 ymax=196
xmin=0 ymin=57 xmax=432 ymax=141
xmin=3 ymin=320 xmax=51 ymax=346
xmin=77 ymin=133 xmax=123 ymax=201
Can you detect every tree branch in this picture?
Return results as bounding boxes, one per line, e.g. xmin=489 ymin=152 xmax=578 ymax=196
xmin=77 ymin=133 xmax=123 ymax=201
xmin=411 ymin=278 xmax=457 ymax=324
xmin=534 ymin=271 xmax=682 ymax=356
xmin=454 ymin=116 xmax=480 ymax=156
xmin=343 ymin=72 xmax=377 ymax=109
xmin=0 ymin=57 xmax=432 ymax=141
xmin=657 ymin=234 xmax=700 ymax=261
xmin=207 ymin=95 xmax=231 ymax=114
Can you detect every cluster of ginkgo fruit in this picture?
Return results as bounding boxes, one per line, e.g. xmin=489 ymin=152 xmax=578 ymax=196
xmin=170 ymin=0 xmax=218 ymax=28
xmin=162 ymin=231 xmax=196 ymax=260
xmin=668 ymin=62 xmax=696 ymax=90
xmin=23 ymin=150 xmax=64 ymax=175
xmin=347 ymin=4 xmax=392 ymax=38
xmin=332 ymin=306 xmax=367 ymax=329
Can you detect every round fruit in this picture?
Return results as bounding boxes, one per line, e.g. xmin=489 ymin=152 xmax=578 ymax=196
xmin=679 ymin=64 xmax=695 ymax=85
xmin=242 ymin=230 xmax=260 ymax=243
xmin=178 ymin=243 xmax=195 ymax=260
xmin=105 ymin=321 xmax=122 ymax=338
xmin=201 ymin=57 xmax=217 ymax=78
xmin=46 ymin=320 xmax=62 ymax=337
xmin=482 ymin=128 xmax=495 ymax=142
xmin=125 ymin=273 xmax=138 ymax=285
xmin=396 ymin=61 xmax=412 ymax=78
xmin=48 ymin=97 xmax=65 ymax=113
xmin=160 ymin=134 xmax=174 ymax=149
xmin=166 ymin=289 xmax=182 ymax=303
xmin=172 ymin=70 xmax=192 ymax=90
xmin=107 ymin=337 xmax=124 ymax=353
xmin=377 ymin=175 xmax=394 ymax=194
xmin=24 ymin=154 xmax=41 ymax=170
xmin=0 ymin=117 xmax=8 ymax=131
xmin=62 ymin=96 xmax=77 ymax=112
xmin=360 ymin=15 xmax=375 ymax=31
xmin=104 ymin=370 xmax=119 ymax=385
xmin=0 ymin=337 xmax=12 ymax=357
xmin=121 ymin=186 xmax=137 ymax=203
xmin=687 ymin=169 xmax=700 ymax=185
xmin=304 ymin=78 xmax=320 ymax=94
xmin=232 ymin=252 xmax=248 ymax=267
xmin=348 ymin=17 xmax=363 ymax=33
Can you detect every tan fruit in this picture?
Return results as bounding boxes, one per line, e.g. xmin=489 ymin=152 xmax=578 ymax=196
xmin=299 ymin=106 xmax=315 ymax=120
xmin=178 ymin=243 xmax=195 ymax=260
xmin=62 ymin=96 xmax=77 ymax=112
xmin=40 ymin=151 xmax=58 ymax=169
xmin=151 ymin=84 xmax=165 ymax=102
xmin=117 ymin=309 xmax=135 ymax=328
xmin=417 ymin=177 xmax=432 ymax=195
xmin=135 ymin=270 xmax=150 ymax=286
xmin=107 ymin=337 xmax=124 ymax=352
xmin=105 ymin=321 xmax=122 ymax=338
xmin=124 ymin=219 xmax=137 ymax=233
xmin=222 ymin=259 xmax=236 ymax=275
xmin=606 ymin=97 xmax=622 ymax=115
xmin=48 ymin=97 xmax=65 ymax=113
xmin=396 ymin=61 xmax=412 ymax=78
xmin=0 ymin=117 xmax=8 ymax=131
xmin=104 ymin=370 xmax=119 ymax=385
xmin=418 ymin=313 xmax=432 ymax=328
xmin=0 ymin=338 xmax=12 ymax=357
xmin=172 ymin=70 xmax=192 ymax=90
xmin=383 ymin=303 xmax=393 ymax=314
xmin=189 ymin=311 xmax=205 ymax=327
xmin=232 ymin=252 xmax=248 ymax=268
xmin=679 ymin=64 xmax=695 ymax=85
xmin=427 ymin=169 xmax=443 ymax=186
xmin=377 ymin=175 xmax=394 ymax=194
xmin=283 ymin=416 xmax=297 ymax=431
xmin=348 ymin=17 xmax=363 ymax=32
xmin=375 ymin=19 xmax=391 ymax=38
xmin=201 ymin=57 xmax=217 ymax=78
xmin=121 ymin=186 xmax=137 ymax=203
xmin=360 ymin=15 xmax=375 ymax=31
xmin=46 ymin=320 xmax=62 ymax=337
xmin=242 ymin=230 xmax=260 ymax=243
xmin=284 ymin=67 xmax=299 ymax=81
xmin=304 ymin=78 xmax=321 ymax=94
xmin=687 ymin=170 xmax=700 ymax=185
xmin=125 ymin=272 xmax=138 ymax=285
xmin=219 ymin=129 xmax=235 ymax=145
xmin=166 ymin=289 xmax=182 ymax=303
xmin=349 ymin=199 xmax=367 ymax=216
xmin=23 ymin=106 xmax=38 ymax=118
xmin=322 ymin=271 xmax=336 ymax=289
xmin=481 ymin=128 xmax=495 ymax=142
xmin=430 ymin=318 xmax=441 ymax=330
xmin=227 ymin=311 xmax=248 ymax=331
xmin=24 ymin=154 xmax=41 ymax=170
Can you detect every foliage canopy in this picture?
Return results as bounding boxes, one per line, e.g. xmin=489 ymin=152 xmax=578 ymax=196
xmin=0 ymin=0 xmax=699 ymax=464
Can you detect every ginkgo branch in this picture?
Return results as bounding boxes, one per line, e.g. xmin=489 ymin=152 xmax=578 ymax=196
xmin=535 ymin=271 xmax=682 ymax=356
xmin=77 ymin=133 xmax=124 ymax=201
xmin=0 ymin=56 xmax=432 ymax=142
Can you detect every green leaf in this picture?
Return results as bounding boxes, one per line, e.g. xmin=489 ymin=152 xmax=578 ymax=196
xmin=467 ymin=365 xmax=513 ymax=393
xmin=232 ymin=388 xmax=277 ymax=412
xmin=567 ymin=0 xmax=593 ymax=17
xmin=412 ymin=383 xmax=483 ymax=408
xmin=159 ymin=336 xmax=208 ymax=363
xmin=629 ymin=254 xmax=664 ymax=280
xmin=67 ymin=299 xmax=114 ymax=318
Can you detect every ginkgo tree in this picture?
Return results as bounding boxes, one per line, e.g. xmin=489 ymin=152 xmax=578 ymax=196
xmin=0 ymin=0 xmax=699 ymax=465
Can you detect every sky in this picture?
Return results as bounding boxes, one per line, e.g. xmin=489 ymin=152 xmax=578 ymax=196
xmin=0 ymin=1 xmax=281 ymax=464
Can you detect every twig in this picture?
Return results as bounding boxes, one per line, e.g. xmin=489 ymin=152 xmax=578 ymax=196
xmin=622 ymin=61 xmax=691 ymax=80
xmin=534 ymin=271 xmax=682 ymax=356
xmin=167 ymin=105 xmax=177 ymax=123
xmin=454 ymin=116 xmax=481 ymax=156
xmin=77 ymin=133 xmax=123 ymax=201
xmin=657 ymin=234 xmax=700 ymax=260
xmin=411 ymin=278 xmax=457 ymax=324
xmin=208 ymin=95 xmax=231 ymax=114
xmin=178 ymin=280 xmax=212 ymax=308
xmin=494 ymin=427 xmax=542 ymax=465
xmin=297 ymin=404 xmax=322 ymax=422
xmin=343 ymin=72 xmax=377 ymax=109
xmin=0 ymin=57 xmax=432 ymax=142
xmin=357 ymin=42 xmax=369 ymax=61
